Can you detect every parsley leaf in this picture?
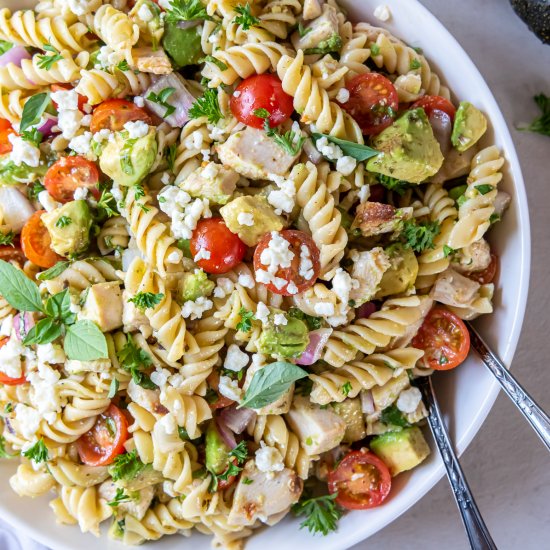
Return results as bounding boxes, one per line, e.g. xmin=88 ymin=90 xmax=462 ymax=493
xmin=409 ymin=58 xmax=422 ymax=70
xmin=107 ymin=487 xmax=132 ymax=507
xmin=370 ymin=43 xmax=380 ymax=55
xmin=117 ymin=335 xmax=157 ymax=390
xmin=236 ymin=307 xmax=255 ymax=332
xmin=204 ymin=54 xmax=228 ymax=71
xmin=116 ymin=60 xmax=130 ymax=72
xmin=0 ymin=231 xmax=15 ymax=247
xmin=255 ymin=110 xmax=304 ymax=155
xmin=188 ymin=88 xmax=224 ymax=125
xmin=376 ymin=173 xmax=411 ymax=196
xmin=340 ymin=381 xmax=352 ymax=396
xmin=443 ymin=245 xmax=457 ymax=258
xmin=229 ymin=441 xmax=248 ymax=464
xmin=27 ymin=181 xmax=45 ymax=201
xmin=380 ymin=405 xmax=411 ymax=428
xmin=20 ymin=128 xmax=43 ymax=147
xmin=0 ymin=41 xmax=12 ymax=56
xmin=109 ymin=450 xmax=146 ymax=482
xmin=297 ymin=22 xmax=311 ymax=37
xmin=164 ymin=0 xmax=210 ymax=22
xmin=37 ymin=43 xmax=64 ymax=69
xmin=55 ymin=216 xmax=72 ymax=228
xmin=288 ymin=307 xmax=322 ymax=330
xmin=22 ymin=438 xmax=49 ymax=463
xmin=400 ymin=219 xmax=440 ymax=253
xmin=165 ymin=143 xmax=177 ymax=172
xmin=233 ymin=2 xmax=259 ymax=30
xmin=519 ymin=93 xmax=550 ymax=137
xmin=291 ymin=493 xmax=343 ymax=536
xmin=128 ymin=292 xmax=164 ymax=312
xmin=475 ymin=184 xmax=493 ymax=195
xmin=147 ymin=87 xmax=176 ymax=118
xmin=97 ymin=187 xmax=119 ymax=218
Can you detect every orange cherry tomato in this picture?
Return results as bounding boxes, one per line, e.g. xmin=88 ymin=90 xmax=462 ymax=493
xmin=0 ymin=119 xmax=15 ymax=155
xmin=50 ymin=84 xmax=88 ymax=112
xmin=253 ymin=229 xmax=320 ymax=296
xmin=412 ymin=307 xmax=470 ymax=370
xmin=0 ymin=337 xmax=27 ymax=385
xmin=76 ymin=404 xmax=129 ymax=466
xmin=20 ymin=211 xmax=63 ymax=268
xmin=465 ymin=253 xmax=498 ymax=285
xmin=206 ymin=371 xmax=235 ymax=410
xmin=328 ymin=449 xmax=392 ymax=510
xmin=44 ymin=156 xmax=100 ymax=203
xmin=412 ymin=95 xmax=456 ymax=121
xmin=90 ymin=99 xmax=152 ymax=133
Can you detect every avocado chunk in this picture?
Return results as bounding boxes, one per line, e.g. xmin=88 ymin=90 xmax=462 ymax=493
xmin=0 ymin=154 xmax=48 ymax=185
xmin=116 ymin=464 xmax=163 ymax=491
xmin=257 ymin=308 xmax=309 ymax=359
xmin=332 ymin=398 xmax=366 ymax=443
xmin=178 ymin=269 xmax=215 ymax=303
xmin=220 ymin=195 xmax=284 ymax=246
xmin=181 ymin=163 xmax=239 ymax=205
xmin=370 ymin=426 xmax=430 ymax=476
xmin=367 ymin=108 xmax=444 ymax=184
xmin=99 ymin=128 xmax=157 ymax=187
xmin=375 ymin=245 xmax=419 ymax=299
xmin=162 ymin=20 xmax=203 ymax=69
xmin=205 ymin=421 xmax=231 ymax=476
xmin=42 ymin=200 xmax=92 ymax=257
xmin=451 ymin=101 xmax=488 ymax=152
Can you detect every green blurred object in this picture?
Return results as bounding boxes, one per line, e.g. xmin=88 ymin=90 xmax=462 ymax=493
xmin=510 ymin=0 xmax=550 ymax=44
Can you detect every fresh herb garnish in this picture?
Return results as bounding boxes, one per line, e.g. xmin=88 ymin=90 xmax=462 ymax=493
xmin=0 ymin=435 xmax=15 ymax=459
xmin=236 ymin=307 xmax=255 ymax=332
xmin=233 ymin=2 xmax=259 ymax=30
xmin=37 ymin=43 xmax=63 ymax=70
xmin=489 ymin=213 xmax=501 ymax=225
xmin=204 ymin=54 xmax=228 ymax=71
xmin=109 ymin=450 xmax=146 ymax=482
xmin=0 ymin=41 xmax=12 ymax=55
xmin=97 ymin=187 xmax=119 ymax=218
xmin=4 ymin=403 xmax=12 ymax=414
xmin=475 ymin=184 xmax=493 ymax=195
xmin=312 ymin=133 xmax=379 ymax=161
xmin=380 ymin=405 xmax=410 ymax=428
xmin=164 ymin=0 xmax=210 ymax=22
xmin=117 ymin=335 xmax=158 ymax=390
xmin=37 ymin=261 xmax=70 ymax=281
xmin=20 ymin=128 xmax=43 ymax=147
xmin=0 ymin=231 xmax=14 ymax=247
xmin=255 ymin=109 xmax=304 ymax=155
xmin=242 ymin=477 xmax=253 ymax=484
xmin=19 ymin=92 xmax=51 ymax=133
xmin=209 ymin=441 xmax=248 ymax=492
xmin=297 ymin=22 xmax=311 ymax=37
xmin=288 ymin=307 xmax=322 ymax=330
xmin=165 ymin=143 xmax=177 ymax=172
xmin=370 ymin=43 xmax=380 ymax=55
xmin=376 ymin=173 xmax=411 ymax=196
xmin=64 ymin=320 xmax=109 ymax=361
xmin=107 ymin=487 xmax=132 ymax=507
xmin=108 ymin=378 xmax=119 ymax=399
xmin=116 ymin=60 xmax=130 ymax=71
xmin=27 ymin=181 xmax=45 ymax=201
xmin=128 ymin=292 xmax=164 ymax=312
xmin=340 ymin=381 xmax=352 ymax=397
xmin=120 ymin=137 xmax=139 ymax=175
xmin=55 ymin=216 xmax=72 ymax=228
xmin=147 ymin=87 xmax=176 ymax=118
xmin=400 ymin=219 xmax=440 ymax=253
xmin=409 ymin=58 xmax=422 ymax=70
xmin=188 ymin=88 xmax=224 ymax=125
xmin=22 ymin=438 xmax=49 ymax=463
xmin=229 ymin=440 xmax=248 ymax=463
xmin=519 ymin=93 xmax=550 ymax=137
xmin=291 ymin=493 xmax=343 ymax=536
xmin=443 ymin=245 xmax=457 ymax=258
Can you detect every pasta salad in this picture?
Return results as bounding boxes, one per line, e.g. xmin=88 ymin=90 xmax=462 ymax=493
xmin=0 ymin=0 xmax=510 ymax=547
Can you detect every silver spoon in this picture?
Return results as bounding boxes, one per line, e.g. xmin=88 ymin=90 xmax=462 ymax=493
xmin=467 ymin=322 xmax=550 ymax=452
xmin=415 ymin=375 xmax=497 ymax=550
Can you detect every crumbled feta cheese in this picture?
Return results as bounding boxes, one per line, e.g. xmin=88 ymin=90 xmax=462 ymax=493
xmin=237 ymin=212 xmax=254 ymax=226
xmin=93 ymin=129 xmax=111 ymax=143
xmin=328 ymin=267 xmax=359 ymax=326
xmin=208 ymin=124 xmax=226 ymax=142
xmin=38 ymin=190 xmax=60 ymax=212
xmin=255 ymin=441 xmax=285 ymax=473
xmin=183 ymin=130 xmax=204 ymax=150
xmin=73 ymin=186 xmax=89 ymax=201
xmin=193 ymin=248 xmax=211 ymax=262
xmin=96 ymin=45 xmax=124 ymax=68
xmin=316 ymin=136 xmax=343 ymax=161
xmin=151 ymin=368 xmax=171 ymax=389
xmin=235 ymin=274 xmax=253 ymax=290
xmin=124 ymin=120 xmax=149 ymax=139
xmin=58 ymin=109 xmax=84 ymax=140
xmin=358 ymin=184 xmax=370 ymax=204
xmin=298 ymin=244 xmax=314 ymax=281
xmin=167 ymin=251 xmax=181 ymax=264
xmin=8 ymin=134 xmax=40 ymax=167
xmin=259 ymin=232 xmax=294 ymax=272
xmin=27 ymin=362 xmax=61 ymax=423
xmin=336 ymin=88 xmax=350 ymax=104
xmin=213 ymin=277 xmax=235 ymax=298
xmin=224 ymin=344 xmax=249 ymax=372
xmin=69 ymin=131 xmax=93 ymax=157
xmin=374 ymin=4 xmax=391 ymax=21
xmin=286 ymin=281 xmax=298 ymax=295
xmin=83 ymin=103 xmax=93 ymax=114
xmin=255 ymin=269 xmax=288 ymax=291
xmin=36 ymin=343 xmax=65 ymax=366
xmin=67 ymin=0 xmax=98 ymax=16
xmin=336 ymin=155 xmax=357 ymax=176
xmin=255 ymin=302 xmax=270 ymax=325
xmin=314 ymin=302 xmax=335 ymax=316
xmin=14 ymin=404 xmax=41 ymax=439
xmin=134 ymin=96 xmax=145 ymax=108
xmin=181 ymin=296 xmax=213 ymax=320
xmin=137 ymin=3 xmax=154 ymax=22
xmin=267 ymin=174 xmax=296 ymax=215
xmin=396 ymin=386 xmax=422 ymax=413
xmin=0 ymin=336 xmax=25 ymax=379
xmin=50 ymin=89 xmax=79 ymax=111
xmin=0 ymin=315 xmax=13 ymax=337
xmin=218 ymin=375 xmax=243 ymax=401
xmin=273 ymin=313 xmax=288 ymax=326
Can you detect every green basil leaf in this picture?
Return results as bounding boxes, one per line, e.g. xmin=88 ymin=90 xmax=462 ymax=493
xmin=23 ymin=318 xmax=62 ymax=346
xmin=0 ymin=260 xmax=43 ymax=312
xmin=20 ymin=93 xmax=51 ymax=133
xmin=64 ymin=320 xmax=108 ymax=360
xmin=239 ymin=362 xmax=308 ymax=409
xmin=44 ymin=289 xmax=72 ymax=320
xmin=37 ymin=261 xmax=70 ymax=281
xmin=312 ymin=133 xmax=379 ymax=161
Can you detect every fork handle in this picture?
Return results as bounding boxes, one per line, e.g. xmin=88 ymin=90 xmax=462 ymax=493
xmin=468 ymin=325 xmax=550 ymax=452
xmin=421 ymin=378 xmax=497 ymax=550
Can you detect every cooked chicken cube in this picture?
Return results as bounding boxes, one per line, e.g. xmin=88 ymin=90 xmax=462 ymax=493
xmin=227 ymin=461 xmax=303 ymax=527
xmin=285 ymin=396 xmax=346 ymax=455
xmin=133 ymin=47 xmax=173 ymax=75
xmin=66 ymin=358 xmax=111 ymax=374
xmin=122 ymin=289 xmax=152 ymax=338
xmin=180 ymin=162 xmax=239 ymax=205
xmin=291 ymin=4 xmax=339 ymax=51
xmin=454 ymin=238 xmax=492 ymax=274
xmin=127 ymin=379 xmax=163 ymax=414
xmin=352 ymin=202 xmax=412 ymax=237
xmin=217 ymin=127 xmax=300 ymax=180
xmin=431 ymin=268 xmax=481 ymax=308
xmin=349 ymin=247 xmax=391 ymax=304
xmin=98 ymin=481 xmax=155 ymax=521
xmin=80 ymin=282 xmax=123 ymax=332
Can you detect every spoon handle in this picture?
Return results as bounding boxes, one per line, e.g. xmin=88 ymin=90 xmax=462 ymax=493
xmin=467 ymin=323 xmax=550 ymax=452
xmin=417 ymin=376 xmax=497 ymax=550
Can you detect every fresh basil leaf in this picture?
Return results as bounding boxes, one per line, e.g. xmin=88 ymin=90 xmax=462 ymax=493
xmin=44 ymin=289 xmax=73 ymax=323
xmin=239 ymin=362 xmax=308 ymax=409
xmin=64 ymin=320 xmax=108 ymax=360
xmin=20 ymin=93 xmax=51 ymax=133
xmin=23 ymin=318 xmax=62 ymax=346
xmin=37 ymin=261 xmax=70 ymax=281
xmin=0 ymin=260 xmax=43 ymax=312
xmin=312 ymin=133 xmax=379 ymax=161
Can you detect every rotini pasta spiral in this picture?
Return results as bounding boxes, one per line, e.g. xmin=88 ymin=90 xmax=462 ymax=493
xmin=97 ymin=216 xmax=130 ymax=256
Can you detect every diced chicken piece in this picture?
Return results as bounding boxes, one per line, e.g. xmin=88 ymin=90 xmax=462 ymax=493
xmin=180 ymin=162 xmax=239 ymax=205
xmin=352 ymin=202 xmax=412 ymax=237
xmin=291 ymin=4 xmax=339 ymax=51
xmin=303 ymin=0 xmax=323 ymax=20
xmin=493 ymin=190 xmax=511 ymax=217
xmin=285 ymin=396 xmax=346 ymax=456
xmin=127 ymin=379 xmax=164 ymax=414
xmin=431 ymin=268 xmax=480 ymax=308
xmin=66 ymin=358 xmax=111 ymax=374
xmin=98 ymin=481 xmax=155 ymax=521
xmin=371 ymin=372 xmax=410 ymax=411
xmin=122 ymin=289 xmax=152 ymax=338
xmin=390 ymin=295 xmax=433 ymax=349
xmin=80 ymin=282 xmax=123 ymax=332
xmin=228 ymin=461 xmax=303 ymax=527
xmin=430 ymin=146 xmax=477 ymax=185
xmin=243 ymin=361 xmax=293 ymax=415
xmin=133 ymin=47 xmax=173 ymax=75
xmin=217 ymin=127 xmax=300 ymax=180
xmin=349 ymin=247 xmax=391 ymax=304
xmin=454 ymin=238 xmax=491 ymax=274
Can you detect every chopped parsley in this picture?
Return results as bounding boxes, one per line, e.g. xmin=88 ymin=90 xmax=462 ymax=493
xmin=188 ymin=88 xmax=224 ymax=125
xmin=0 ymin=435 xmax=15 ymax=459
xmin=116 ymin=60 xmax=130 ymax=72
xmin=20 ymin=128 xmax=43 ymax=147
xmin=147 ymin=87 xmax=176 ymax=118
xmin=204 ymin=55 xmax=228 ymax=71
xmin=97 ymin=188 xmax=119 ymax=218
xmin=109 ymin=450 xmax=146 ymax=482
xmin=27 ymin=181 xmax=45 ymax=201
xmin=376 ymin=173 xmax=411 ymax=196
xmin=21 ymin=438 xmax=48 ymax=463
xmin=55 ymin=216 xmax=72 ymax=228
xmin=107 ymin=487 xmax=132 ymax=507
xmin=443 ymin=245 xmax=458 ymax=258
xmin=117 ymin=335 xmax=158 ymax=390
xmin=370 ymin=43 xmax=380 ymax=55
xmin=409 ymin=58 xmax=422 ymax=70
xmin=128 ymin=291 xmax=164 ymax=312
xmin=489 ymin=213 xmax=501 ymax=225
xmin=165 ymin=143 xmax=177 ymax=172
xmin=0 ymin=231 xmax=15 ymax=247
xmin=233 ymin=2 xmax=260 ymax=30
xmin=209 ymin=441 xmax=248 ymax=492
xmin=475 ymin=184 xmax=494 ymax=195
xmin=164 ymin=0 xmax=210 ymax=22
xmin=288 ymin=307 xmax=322 ymax=330
xmin=37 ymin=43 xmax=63 ymax=69
xmin=291 ymin=493 xmax=343 ymax=536
xmin=340 ymin=381 xmax=352 ymax=397
xmin=380 ymin=405 xmax=410 ymax=428
xmin=255 ymin=109 xmax=304 ymax=155
xmin=242 ymin=477 xmax=253 ymax=485
xmin=236 ymin=307 xmax=255 ymax=332
xmin=400 ymin=219 xmax=440 ymax=253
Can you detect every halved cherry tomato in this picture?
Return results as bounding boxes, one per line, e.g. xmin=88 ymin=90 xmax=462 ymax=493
xmin=44 ymin=156 xmax=100 ymax=203
xmin=328 ymin=449 xmax=392 ymax=510
xmin=50 ymin=84 xmax=88 ymax=112
xmin=230 ymin=74 xmax=294 ymax=129
xmin=339 ymin=73 xmax=399 ymax=136
xmin=412 ymin=95 xmax=456 ymax=122
xmin=191 ymin=218 xmax=247 ymax=274
xmin=253 ymin=229 xmax=320 ymax=296
xmin=90 ymin=99 xmax=152 ymax=133
xmin=76 ymin=404 xmax=129 ymax=466
xmin=0 ymin=337 xmax=27 ymax=385
xmin=465 ymin=253 xmax=498 ymax=285
xmin=206 ymin=371 xmax=235 ymax=410
xmin=217 ymin=457 xmax=239 ymax=491
xmin=0 ymin=244 xmax=25 ymax=265
xmin=21 ymin=211 xmax=62 ymax=269
xmin=412 ymin=307 xmax=470 ymax=370
xmin=0 ymin=119 xmax=15 ymax=155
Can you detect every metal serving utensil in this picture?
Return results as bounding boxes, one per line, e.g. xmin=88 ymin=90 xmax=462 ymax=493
xmin=467 ymin=322 xmax=550 ymax=452
xmin=415 ymin=375 xmax=497 ymax=550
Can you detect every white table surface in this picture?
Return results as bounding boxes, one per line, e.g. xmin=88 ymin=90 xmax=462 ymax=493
xmin=3 ymin=1 xmax=549 ymax=549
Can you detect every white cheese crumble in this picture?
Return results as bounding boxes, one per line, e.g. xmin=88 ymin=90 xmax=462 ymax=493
xmin=0 ymin=315 xmax=12 ymax=337
xmin=8 ymin=134 xmax=40 ymax=167
xmin=95 ymin=45 xmax=124 ymax=68
xmin=0 ymin=336 xmax=25 ymax=379
xmin=134 ymin=96 xmax=145 ymax=108
xmin=336 ymin=88 xmax=350 ymax=104
xmin=237 ymin=212 xmax=254 ymax=227
xmin=358 ymin=184 xmax=370 ymax=204
xmin=27 ymin=361 xmax=61 ymax=423
xmin=14 ymin=404 xmax=42 ymax=439
xmin=181 ymin=296 xmax=213 ymax=320
xmin=298 ymin=244 xmax=314 ymax=281
xmin=273 ymin=313 xmax=288 ymax=326
xmin=374 ymin=4 xmax=391 ymax=21
xmin=314 ymin=302 xmax=335 ymax=316
xmin=193 ymin=248 xmax=211 ymax=262
xmin=255 ymin=302 xmax=270 ymax=325
xmin=183 ymin=129 xmax=205 ymax=150
xmin=38 ymin=190 xmax=61 ymax=212
xmin=267 ymin=174 xmax=296 ymax=215
xmin=218 ymin=375 xmax=242 ymax=402
xmin=237 ymin=273 xmax=254 ymax=288
xmin=213 ymin=277 xmax=235 ymax=299
xmin=36 ymin=343 xmax=65 ymax=366
xmin=67 ymin=0 xmax=99 ymax=16
xmin=255 ymin=441 xmax=285 ymax=473
xmin=328 ymin=267 xmax=359 ymax=326
xmin=336 ymin=155 xmax=357 ymax=176
xmin=233 ymin=90 xmax=241 ymax=98
xmin=167 ymin=251 xmax=181 ymax=264
xmin=73 ymin=186 xmax=89 ymax=201
xmin=124 ymin=120 xmax=149 ymax=139
xmin=224 ymin=344 xmax=249 ymax=372
xmin=50 ymin=89 xmax=79 ymax=111
xmin=150 ymin=367 xmax=171 ymax=389
xmin=396 ymin=386 xmax=422 ymax=413
xmin=69 ymin=131 xmax=93 ymax=157
xmin=286 ymin=281 xmax=298 ymax=295
xmin=255 ymin=231 xmax=295 ymax=291
xmin=58 ymin=109 xmax=84 ymax=140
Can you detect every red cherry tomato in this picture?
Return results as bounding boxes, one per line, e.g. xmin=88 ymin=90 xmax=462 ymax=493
xmin=90 ymin=99 xmax=152 ymax=133
xmin=50 ymin=84 xmax=88 ymax=112
xmin=44 ymin=156 xmax=100 ymax=203
xmin=0 ymin=119 xmax=15 ymax=155
xmin=206 ymin=371 xmax=235 ymax=410
xmin=0 ymin=337 xmax=27 ymax=385
xmin=217 ymin=457 xmax=239 ymax=491
xmin=190 ymin=218 xmax=247 ymax=274
xmin=21 ymin=211 xmax=63 ymax=269
xmin=412 ymin=307 xmax=470 ymax=370
xmin=328 ymin=449 xmax=392 ymax=510
xmin=230 ymin=74 xmax=294 ymax=130
xmin=253 ymin=229 xmax=320 ymax=296
xmin=412 ymin=95 xmax=456 ymax=122
xmin=0 ymin=244 xmax=26 ymax=265
xmin=465 ymin=253 xmax=498 ymax=285
xmin=340 ymin=73 xmax=399 ymax=136
xmin=76 ymin=404 xmax=129 ymax=466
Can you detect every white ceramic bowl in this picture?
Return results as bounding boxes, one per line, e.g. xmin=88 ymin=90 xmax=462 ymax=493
xmin=0 ymin=0 xmax=530 ymax=549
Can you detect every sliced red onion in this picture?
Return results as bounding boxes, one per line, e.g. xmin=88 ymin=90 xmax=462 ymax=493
xmin=0 ymin=187 xmax=34 ymax=232
xmin=296 ymin=328 xmax=333 ymax=366
xmin=37 ymin=114 xmax=59 ymax=139
xmin=429 ymin=109 xmax=452 ymax=156
xmin=13 ymin=312 xmax=35 ymax=341
xmin=215 ymin=415 xmax=237 ymax=449
xmin=303 ymin=138 xmax=323 ymax=164
xmin=4 ymin=418 xmax=15 ymax=435
xmin=355 ymin=301 xmax=378 ymax=319
xmin=144 ymin=73 xmax=196 ymax=128
xmin=0 ymin=46 xmax=31 ymax=68
xmin=361 ymin=390 xmax=375 ymax=414
xmin=220 ymin=404 xmax=256 ymax=434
